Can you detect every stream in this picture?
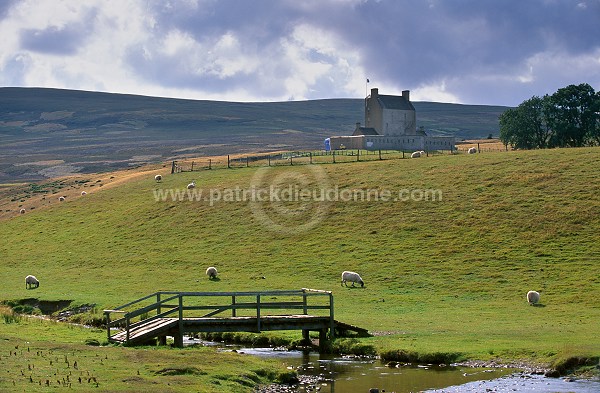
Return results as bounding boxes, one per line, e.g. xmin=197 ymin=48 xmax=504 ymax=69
xmin=237 ymin=347 xmax=600 ymax=393
xmin=180 ymin=337 xmax=600 ymax=392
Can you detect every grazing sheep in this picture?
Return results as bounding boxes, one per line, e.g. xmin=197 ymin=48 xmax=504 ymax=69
xmin=410 ymin=151 xmax=421 ymax=158
xmin=58 ymin=196 xmax=65 ymax=202
xmin=154 ymin=174 xmax=162 ymax=182
xmin=527 ymin=290 xmax=540 ymax=305
xmin=81 ymin=191 xmax=87 ymax=196
xmin=420 ymin=150 xmax=426 ymax=155
xmin=206 ymin=266 xmax=218 ymax=279
xmin=187 ymin=181 xmax=196 ymax=189
xmin=468 ymin=147 xmax=477 ymax=154
xmin=20 ymin=208 xmax=26 ymax=214
xmin=341 ymin=271 xmax=364 ymax=288
xmin=25 ymin=275 xmax=39 ymax=289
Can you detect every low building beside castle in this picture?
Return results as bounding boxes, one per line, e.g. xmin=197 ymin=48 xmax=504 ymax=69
xmin=326 ymin=88 xmax=455 ymax=151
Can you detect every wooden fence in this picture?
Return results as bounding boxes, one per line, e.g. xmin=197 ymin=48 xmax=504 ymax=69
xmin=168 ymin=142 xmax=512 ymax=173
xmin=170 ymin=148 xmax=458 ymax=173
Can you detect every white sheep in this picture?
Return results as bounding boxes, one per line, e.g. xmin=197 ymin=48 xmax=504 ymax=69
xmin=19 ymin=208 xmax=26 ymax=214
xmin=468 ymin=147 xmax=477 ymax=154
xmin=420 ymin=150 xmax=426 ymax=155
xmin=341 ymin=271 xmax=364 ymax=288
xmin=25 ymin=275 xmax=39 ymax=289
xmin=155 ymin=174 xmax=162 ymax=182
xmin=206 ymin=266 xmax=218 ymax=279
xmin=58 ymin=196 xmax=65 ymax=202
xmin=81 ymin=191 xmax=87 ymax=196
xmin=187 ymin=181 xmax=196 ymax=189
xmin=410 ymin=151 xmax=421 ymax=158
xmin=527 ymin=290 xmax=540 ymax=305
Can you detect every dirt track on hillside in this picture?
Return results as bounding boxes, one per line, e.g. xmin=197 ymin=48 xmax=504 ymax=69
xmin=0 ymin=151 xmax=275 ymax=221
xmin=0 ymin=163 xmax=168 ymax=221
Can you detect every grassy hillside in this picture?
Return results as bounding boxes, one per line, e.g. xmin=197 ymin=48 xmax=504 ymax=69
xmin=2 ymin=146 xmax=599 ymax=365
xmin=0 ymin=87 xmax=508 ymax=182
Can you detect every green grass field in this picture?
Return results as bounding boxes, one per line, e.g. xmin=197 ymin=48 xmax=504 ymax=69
xmin=1 ymin=147 xmax=599 ymax=390
xmin=0 ymin=308 xmax=292 ymax=392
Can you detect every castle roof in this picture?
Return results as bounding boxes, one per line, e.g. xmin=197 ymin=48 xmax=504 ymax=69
xmin=376 ymin=95 xmax=415 ymax=111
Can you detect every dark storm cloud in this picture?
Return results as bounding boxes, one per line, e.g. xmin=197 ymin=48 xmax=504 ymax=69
xmin=326 ymin=0 xmax=600 ymax=88
xmin=133 ymin=0 xmax=599 ymax=103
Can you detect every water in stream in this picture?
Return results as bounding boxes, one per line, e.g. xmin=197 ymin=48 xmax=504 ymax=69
xmin=238 ymin=348 xmax=600 ymax=393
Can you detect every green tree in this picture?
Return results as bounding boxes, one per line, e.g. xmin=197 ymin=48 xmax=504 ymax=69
xmin=500 ymin=83 xmax=599 ymax=149
xmin=588 ymin=91 xmax=600 ymax=145
xmin=499 ymin=107 xmax=534 ymax=149
xmin=499 ymin=107 xmax=518 ymax=148
xmin=521 ymin=95 xmax=553 ymax=149
xmin=546 ymin=83 xmax=597 ymax=147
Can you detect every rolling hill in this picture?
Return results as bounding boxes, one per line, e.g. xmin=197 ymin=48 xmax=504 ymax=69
xmin=0 ymin=87 xmax=509 ymax=182
xmin=1 ymin=147 xmax=599 ymax=365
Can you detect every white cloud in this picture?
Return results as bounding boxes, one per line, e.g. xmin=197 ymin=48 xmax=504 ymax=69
xmin=411 ymin=80 xmax=460 ymax=104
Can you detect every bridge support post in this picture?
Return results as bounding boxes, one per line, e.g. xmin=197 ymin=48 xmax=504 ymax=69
xmin=318 ymin=329 xmax=329 ymax=353
xmin=174 ymin=333 xmax=184 ymax=348
xmin=302 ymin=329 xmax=310 ymax=344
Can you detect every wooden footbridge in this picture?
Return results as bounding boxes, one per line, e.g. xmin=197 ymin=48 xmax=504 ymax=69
xmin=104 ymin=289 xmax=368 ymax=350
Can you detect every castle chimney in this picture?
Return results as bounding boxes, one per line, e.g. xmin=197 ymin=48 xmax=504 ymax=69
xmin=370 ymin=88 xmax=379 ymax=97
xmin=402 ymin=90 xmax=410 ymax=101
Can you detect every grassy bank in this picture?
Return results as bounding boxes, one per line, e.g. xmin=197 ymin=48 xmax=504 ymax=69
xmin=0 ymin=307 xmax=294 ymax=392
xmin=1 ymin=147 xmax=599 ymax=389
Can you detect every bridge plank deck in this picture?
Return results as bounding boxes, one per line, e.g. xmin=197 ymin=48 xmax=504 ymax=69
xmin=105 ymin=290 xmax=368 ymax=348
xmin=109 ymin=315 xmax=349 ymax=345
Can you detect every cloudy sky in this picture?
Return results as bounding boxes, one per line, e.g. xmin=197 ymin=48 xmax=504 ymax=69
xmin=1 ymin=0 xmax=599 ymax=106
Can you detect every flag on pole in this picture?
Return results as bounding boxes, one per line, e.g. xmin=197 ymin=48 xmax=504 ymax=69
xmin=366 ymin=78 xmax=370 ymax=83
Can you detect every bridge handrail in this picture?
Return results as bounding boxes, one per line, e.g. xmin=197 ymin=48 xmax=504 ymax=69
xmin=104 ymin=289 xmax=334 ymax=345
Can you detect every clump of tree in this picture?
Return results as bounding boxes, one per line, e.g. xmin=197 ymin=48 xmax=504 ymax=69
xmin=499 ymin=83 xmax=600 ymax=149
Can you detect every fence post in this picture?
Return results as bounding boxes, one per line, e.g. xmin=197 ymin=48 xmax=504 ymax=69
xmin=227 ymin=155 xmax=231 ymax=169
xmin=333 ymin=150 xmax=336 ymax=163
xmin=175 ymin=295 xmax=184 ymax=348
xmin=105 ymin=312 xmax=111 ymax=342
xmin=379 ymin=150 xmax=382 ymax=160
xmin=477 ymin=143 xmax=480 ymax=153
xmin=208 ymin=159 xmax=212 ymax=170
xmin=125 ymin=314 xmax=130 ymax=344
xmin=357 ymin=149 xmax=360 ymax=162
xmin=403 ymin=151 xmax=405 ymax=159
xmin=290 ymin=156 xmax=293 ymax=166
xmin=309 ymin=152 xmax=312 ymax=164
xmin=329 ymin=292 xmax=335 ymax=339
xmin=232 ymin=295 xmax=237 ymax=317
xmin=268 ymin=155 xmax=271 ymax=166
xmin=191 ymin=161 xmax=194 ymax=171
xmin=246 ymin=156 xmax=249 ymax=167
xmin=256 ymin=295 xmax=261 ymax=332
xmin=157 ymin=293 xmax=161 ymax=316
xmin=171 ymin=161 xmax=177 ymax=174
xmin=302 ymin=291 xmax=308 ymax=315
